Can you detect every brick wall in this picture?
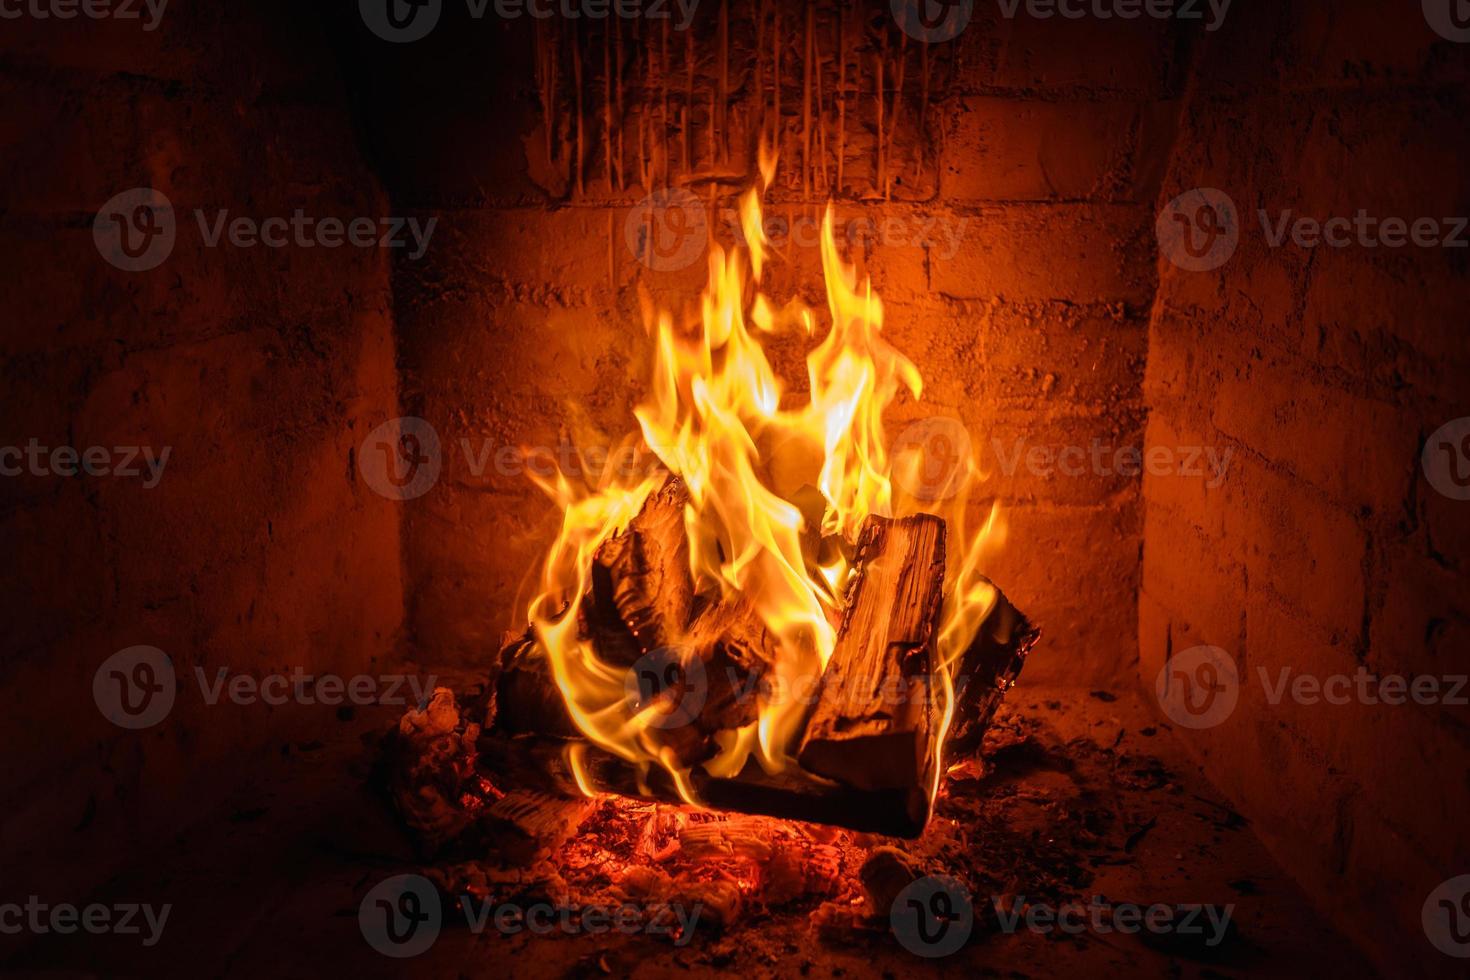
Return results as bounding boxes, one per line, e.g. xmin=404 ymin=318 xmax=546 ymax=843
xmin=0 ymin=1 xmax=405 ymax=906
xmin=360 ymin=4 xmax=1187 ymax=686
xmin=1138 ymin=2 xmax=1470 ymax=974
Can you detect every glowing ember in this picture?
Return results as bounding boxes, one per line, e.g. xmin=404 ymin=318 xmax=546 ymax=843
xmin=524 ymin=156 xmax=1003 ymax=809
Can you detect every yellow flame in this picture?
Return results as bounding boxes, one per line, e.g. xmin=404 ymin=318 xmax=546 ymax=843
xmin=524 ymin=165 xmax=1002 ymax=808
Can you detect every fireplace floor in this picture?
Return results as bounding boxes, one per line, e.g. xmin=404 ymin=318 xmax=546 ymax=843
xmin=10 ymin=684 xmax=1370 ymax=979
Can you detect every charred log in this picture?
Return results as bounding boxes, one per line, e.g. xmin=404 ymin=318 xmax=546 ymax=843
xmin=946 ymin=582 xmax=1038 ymax=757
xmin=796 ymin=514 xmax=947 ymax=829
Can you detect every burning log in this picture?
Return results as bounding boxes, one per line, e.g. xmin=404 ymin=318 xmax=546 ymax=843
xmin=493 ymin=628 xmax=580 ymax=740
xmin=946 ymin=582 xmax=1039 ymax=757
xmin=470 ymin=499 xmax=1029 ymax=838
xmin=797 ymin=514 xmax=946 ymax=820
xmin=587 ymin=476 xmax=694 ymax=665
xmin=451 ymin=472 xmax=1033 ymax=844
xmin=476 ymin=733 xmax=932 ymax=837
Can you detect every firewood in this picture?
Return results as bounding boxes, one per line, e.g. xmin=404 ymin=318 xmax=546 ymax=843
xmin=797 ymin=515 xmax=947 ymax=818
xmin=475 ymin=732 xmax=932 ymax=837
xmin=590 ymin=475 xmax=694 ymax=664
xmin=493 ymin=627 xmax=580 ymax=739
xmin=945 ymin=582 xmax=1038 ymax=757
xmin=859 ymin=845 xmax=923 ymax=917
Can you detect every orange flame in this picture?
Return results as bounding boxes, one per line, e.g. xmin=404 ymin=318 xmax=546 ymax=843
xmin=526 ymin=161 xmax=1002 ymax=808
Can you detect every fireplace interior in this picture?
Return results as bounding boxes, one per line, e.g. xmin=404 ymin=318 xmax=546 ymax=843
xmin=2 ymin=1 xmax=1468 ymax=977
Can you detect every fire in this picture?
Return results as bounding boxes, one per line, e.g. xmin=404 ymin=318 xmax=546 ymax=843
xmin=525 ymin=160 xmax=1003 ymax=809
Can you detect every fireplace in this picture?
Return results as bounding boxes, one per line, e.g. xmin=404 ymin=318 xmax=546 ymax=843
xmin=3 ymin=1 xmax=1468 ymax=977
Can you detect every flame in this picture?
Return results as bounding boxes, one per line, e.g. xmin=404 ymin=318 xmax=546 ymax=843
xmin=525 ymin=164 xmax=1002 ymax=810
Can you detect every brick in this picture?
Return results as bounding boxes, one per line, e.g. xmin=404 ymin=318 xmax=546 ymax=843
xmin=1222 ymin=457 xmax=1367 ymax=637
xmin=978 ymin=408 xmax=1146 ymax=506
xmin=1274 ymin=0 xmax=1462 ymax=91
xmin=928 ymin=204 xmax=1154 ymax=304
xmin=1302 ymin=245 xmax=1470 ymax=403
xmin=1140 ymin=409 xmax=1230 ymax=539
xmin=1370 ymin=543 xmax=1470 ymax=686
xmin=983 ymin=302 xmax=1149 ymax=404
xmin=984 ymin=501 xmax=1141 ymax=686
xmin=941 ymin=97 xmax=1141 ymax=202
xmin=1212 ymin=358 xmax=1418 ymax=515
xmin=1141 ymin=504 xmax=1246 ymax=653
xmin=952 ymin=7 xmax=1174 ymax=96
xmin=419 ymin=208 xmax=624 ymax=304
